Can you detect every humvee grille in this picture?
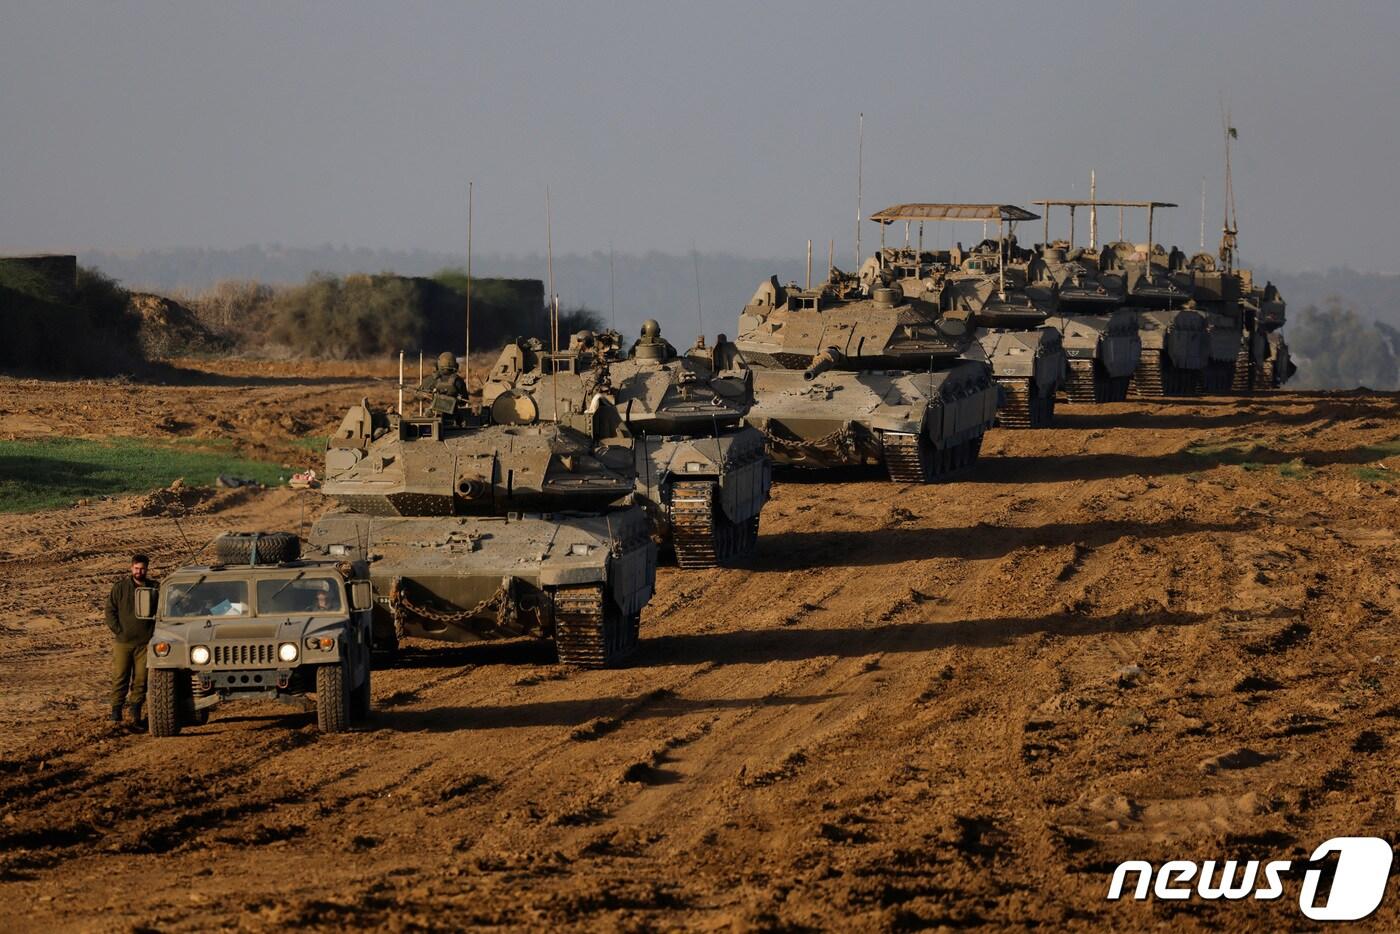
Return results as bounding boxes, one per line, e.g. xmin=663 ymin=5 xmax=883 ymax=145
xmin=213 ymin=642 xmax=277 ymax=667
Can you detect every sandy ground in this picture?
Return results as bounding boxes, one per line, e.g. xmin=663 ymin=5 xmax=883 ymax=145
xmin=0 ymin=364 xmax=1397 ymax=930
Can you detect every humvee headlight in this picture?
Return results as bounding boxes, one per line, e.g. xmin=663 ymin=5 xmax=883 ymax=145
xmin=278 ymin=642 xmax=299 ymax=663
xmin=152 ymin=642 xmax=171 ymax=658
xmin=304 ymin=636 xmax=335 ymax=651
xmin=190 ymin=645 xmax=211 ymax=665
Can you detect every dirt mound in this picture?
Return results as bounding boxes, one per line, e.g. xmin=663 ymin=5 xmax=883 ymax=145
xmin=129 ymin=292 xmax=228 ymax=358
xmin=131 ymin=478 xmax=217 ymax=516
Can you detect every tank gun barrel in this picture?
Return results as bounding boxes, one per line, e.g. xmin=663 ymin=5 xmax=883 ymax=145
xmin=803 ymin=347 xmax=845 ymax=381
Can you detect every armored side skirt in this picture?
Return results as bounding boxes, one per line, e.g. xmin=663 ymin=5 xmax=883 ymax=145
xmin=748 ymin=362 xmax=998 ymax=469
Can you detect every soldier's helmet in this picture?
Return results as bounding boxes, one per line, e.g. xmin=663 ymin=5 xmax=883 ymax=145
xmin=437 ymin=351 xmax=457 ymax=371
xmin=640 ymin=319 xmax=661 ymax=341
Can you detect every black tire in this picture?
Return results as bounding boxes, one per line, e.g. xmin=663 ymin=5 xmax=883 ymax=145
xmin=214 ymin=531 xmax=300 ymax=566
xmin=148 ymin=669 xmax=181 ymax=737
xmin=351 ymin=658 xmax=371 ymax=723
xmin=316 ymin=661 xmax=350 ymax=733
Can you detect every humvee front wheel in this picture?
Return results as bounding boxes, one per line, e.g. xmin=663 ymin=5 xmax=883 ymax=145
xmin=316 ymin=661 xmax=351 ymax=733
xmin=148 ymin=669 xmax=181 ymax=737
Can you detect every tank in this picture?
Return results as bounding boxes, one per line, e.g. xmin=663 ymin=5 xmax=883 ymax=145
xmin=736 ymin=267 xmax=999 ymax=483
xmin=1172 ymin=252 xmax=1252 ymax=394
xmin=1100 ymin=240 xmax=1209 ymax=396
xmin=1038 ymin=243 xmax=1141 ymax=403
xmin=922 ymin=242 xmax=1069 ymax=426
xmin=1240 ymin=271 xmax=1295 ymax=389
xmin=306 ymin=395 xmax=656 ymax=667
xmin=483 ymin=323 xmax=771 ymax=569
xmin=863 ymin=203 xmax=1066 ymax=427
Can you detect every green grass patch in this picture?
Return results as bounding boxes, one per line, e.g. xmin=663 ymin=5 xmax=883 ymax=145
xmin=1355 ymin=466 xmax=1395 ymax=484
xmin=0 ymin=437 xmax=286 ymax=513
xmin=1277 ymin=459 xmax=1314 ymax=480
xmin=290 ymin=435 xmax=328 ymax=453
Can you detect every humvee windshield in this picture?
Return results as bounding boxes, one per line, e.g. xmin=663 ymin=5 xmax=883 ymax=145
xmin=256 ymin=577 xmax=343 ymax=615
xmin=166 ymin=580 xmax=250 ymax=618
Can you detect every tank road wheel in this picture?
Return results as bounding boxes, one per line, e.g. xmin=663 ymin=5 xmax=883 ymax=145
xmin=148 ymin=668 xmax=181 ymax=737
xmin=553 ymin=584 xmax=635 ymax=668
xmin=670 ymin=479 xmax=753 ymax=568
xmin=316 ymin=660 xmax=351 ymax=733
xmin=351 ymin=663 xmax=371 ymax=723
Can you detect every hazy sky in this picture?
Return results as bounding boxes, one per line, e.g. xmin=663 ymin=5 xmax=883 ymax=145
xmin=3 ymin=1 xmax=1398 ymax=272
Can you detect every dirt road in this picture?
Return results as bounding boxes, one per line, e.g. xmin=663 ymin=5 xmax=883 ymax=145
xmin=1 ymin=369 xmax=1397 ymax=930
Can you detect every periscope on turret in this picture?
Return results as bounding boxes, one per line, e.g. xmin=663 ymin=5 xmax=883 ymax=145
xmin=307 ymin=359 xmax=657 ymax=669
xmin=482 ymin=321 xmax=771 ymax=569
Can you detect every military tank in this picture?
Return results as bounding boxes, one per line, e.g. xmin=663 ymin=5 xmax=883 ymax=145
xmin=1029 ymin=200 xmax=1143 ymax=403
xmin=1174 ymin=251 xmax=1253 ymax=393
xmin=1098 ymin=232 xmax=1209 ymax=397
xmin=867 ymin=204 xmax=1067 ymax=427
xmin=482 ymin=322 xmax=771 ymax=569
xmin=307 ymin=386 xmax=656 ymax=667
xmin=736 ymin=263 xmax=998 ymax=483
xmin=1240 ymin=270 xmax=1295 ymax=389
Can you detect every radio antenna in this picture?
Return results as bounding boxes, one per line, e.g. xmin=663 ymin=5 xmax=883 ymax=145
xmin=547 ymin=187 xmax=559 ymax=432
xmin=854 ymin=112 xmax=864 ymax=270
xmin=609 ymin=241 xmax=617 ymax=331
xmin=464 ymin=180 xmax=473 ymax=392
xmin=691 ymin=246 xmax=705 ymax=338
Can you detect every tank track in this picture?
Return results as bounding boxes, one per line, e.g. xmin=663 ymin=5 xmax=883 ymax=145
xmin=1130 ymin=350 xmax=1200 ymax=398
xmin=552 ymin=584 xmax=636 ymax=668
xmin=1260 ymin=359 xmax=1278 ymax=390
xmin=1231 ymin=345 xmax=1254 ymax=393
xmin=669 ymin=480 xmax=759 ymax=569
xmin=995 ymin=378 xmax=1056 ymax=428
xmin=882 ymin=431 xmax=982 ymax=484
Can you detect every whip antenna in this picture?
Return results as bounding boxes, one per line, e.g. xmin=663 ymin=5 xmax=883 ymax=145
xmin=854 ymin=112 xmax=864 ymax=269
xmin=465 ymin=180 xmax=473 ymax=393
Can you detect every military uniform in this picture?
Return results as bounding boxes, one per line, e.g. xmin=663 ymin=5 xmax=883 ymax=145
xmin=105 ymin=574 xmax=156 ymax=721
xmin=418 ymin=352 xmax=468 ymax=419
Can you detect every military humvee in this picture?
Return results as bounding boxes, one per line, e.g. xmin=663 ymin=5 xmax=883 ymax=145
xmin=139 ymin=531 xmax=374 ymax=736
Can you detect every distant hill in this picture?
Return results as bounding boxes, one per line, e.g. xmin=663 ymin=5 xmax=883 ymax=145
xmin=80 ymin=246 xmax=807 ymax=341
xmin=1255 ymin=266 xmax=1400 ymax=327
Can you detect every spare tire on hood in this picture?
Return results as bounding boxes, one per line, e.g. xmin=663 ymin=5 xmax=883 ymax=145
xmin=214 ymin=531 xmax=300 ymax=565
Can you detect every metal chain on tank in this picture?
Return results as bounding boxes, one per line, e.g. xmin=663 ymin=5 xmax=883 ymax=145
xmin=387 ymin=576 xmax=510 ymax=629
xmin=758 ymin=425 xmax=854 ymax=458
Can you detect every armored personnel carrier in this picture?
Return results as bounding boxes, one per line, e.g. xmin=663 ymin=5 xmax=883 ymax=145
xmin=307 ymin=388 xmax=656 ymax=667
xmin=1029 ymin=200 xmax=1143 ymax=403
xmin=867 ymin=204 xmax=1067 ymax=427
xmin=483 ymin=322 xmax=771 ymax=568
xmin=736 ymin=261 xmax=998 ymax=483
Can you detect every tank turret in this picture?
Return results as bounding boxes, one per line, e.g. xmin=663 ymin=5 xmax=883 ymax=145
xmin=483 ymin=322 xmax=771 ymax=568
xmin=735 ymin=260 xmax=999 ymax=483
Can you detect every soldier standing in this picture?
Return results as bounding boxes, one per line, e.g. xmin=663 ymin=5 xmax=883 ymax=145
xmin=105 ymin=554 xmax=156 ymax=730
